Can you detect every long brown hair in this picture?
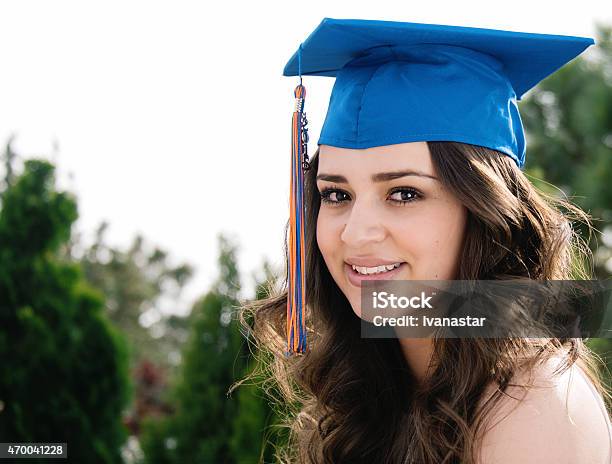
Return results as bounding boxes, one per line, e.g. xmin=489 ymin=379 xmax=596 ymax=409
xmin=237 ymin=142 xmax=610 ymax=463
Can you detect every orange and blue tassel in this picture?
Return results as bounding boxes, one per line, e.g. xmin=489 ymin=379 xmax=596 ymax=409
xmin=287 ymin=45 xmax=309 ymax=356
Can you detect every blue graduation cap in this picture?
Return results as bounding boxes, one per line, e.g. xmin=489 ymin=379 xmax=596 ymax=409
xmin=283 ymin=18 xmax=594 ymax=355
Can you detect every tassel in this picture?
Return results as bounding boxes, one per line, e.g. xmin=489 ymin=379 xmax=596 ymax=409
xmin=286 ymin=70 xmax=309 ymax=356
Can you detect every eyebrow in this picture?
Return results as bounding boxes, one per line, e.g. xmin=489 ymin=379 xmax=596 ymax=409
xmin=316 ymin=170 xmax=439 ymax=183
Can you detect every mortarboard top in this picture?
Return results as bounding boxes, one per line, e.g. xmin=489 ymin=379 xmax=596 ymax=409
xmin=282 ymin=18 xmax=594 ymax=355
xmin=283 ymin=18 xmax=595 ymax=168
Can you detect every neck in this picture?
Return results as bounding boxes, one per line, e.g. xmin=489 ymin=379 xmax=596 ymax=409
xmin=397 ymin=338 xmax=435 ymax=384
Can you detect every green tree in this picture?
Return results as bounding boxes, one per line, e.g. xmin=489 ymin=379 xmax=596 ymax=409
xmin=140 ymin=237 xmax=286 ymax=463
xmin=228 ymin=259 xmax=290 ymax=464
xmin=0 ymin=149 xmax=131 ymax=463
xmin=73 ymin=222 xmax=194 ymax=379
xmin=140 ymin=233 xmax=247 ymax=463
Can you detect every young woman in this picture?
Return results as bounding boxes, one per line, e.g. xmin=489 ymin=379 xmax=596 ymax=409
xmin=239 ymin=19 xmax=612 ymax=463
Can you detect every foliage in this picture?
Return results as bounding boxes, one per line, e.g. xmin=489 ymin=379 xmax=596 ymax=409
xmin=140 ymin=236 xmax=284 ymax=463
xmin=74 ymin=222 xmax=194 ymax=377
xmin=0 ymin=151 xmax=131 ymax=463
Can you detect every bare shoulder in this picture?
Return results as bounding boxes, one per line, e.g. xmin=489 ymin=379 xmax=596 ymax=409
xmin=475 ymin=356 xmax=612 ymax=464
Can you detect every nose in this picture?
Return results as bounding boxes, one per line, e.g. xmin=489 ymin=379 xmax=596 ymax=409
xmin=340 ymin=196 xmax=387 ymax=248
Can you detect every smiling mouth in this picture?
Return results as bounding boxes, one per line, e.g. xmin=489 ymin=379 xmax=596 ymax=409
xmin=345 ymin=262 xmax=407 ymax=287
xmin=349 ymin=262 xmax=404 ymax=275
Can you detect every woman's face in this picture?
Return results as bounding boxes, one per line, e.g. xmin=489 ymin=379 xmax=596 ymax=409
xmin=316 ymin=142 xmax=467 ymax=317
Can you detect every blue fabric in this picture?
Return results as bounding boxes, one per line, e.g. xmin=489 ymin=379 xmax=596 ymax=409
xmin=283 ymin=18 xmax=594 ymax=168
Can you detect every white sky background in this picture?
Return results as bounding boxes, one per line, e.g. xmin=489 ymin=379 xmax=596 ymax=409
xmin=1 ymin=1 xmax=610 ymax=315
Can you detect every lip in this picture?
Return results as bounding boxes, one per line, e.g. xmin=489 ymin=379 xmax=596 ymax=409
xmin=345 ymin=262 xmax=407 ymax=287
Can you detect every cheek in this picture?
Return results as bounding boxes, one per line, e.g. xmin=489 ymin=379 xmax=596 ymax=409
xmin=394 ymin=204 xmax=466 ymax=279
xmin=316 ymin=210 xmax=352 ymax=292
xmin=316 ymin=211 xmax=340 ymax=263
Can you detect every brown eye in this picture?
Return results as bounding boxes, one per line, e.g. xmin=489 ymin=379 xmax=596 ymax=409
xmin=319 ymin=188 xmax=350 ymax=206
xmin=389 ymin=188 xmax=422 ymax=205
